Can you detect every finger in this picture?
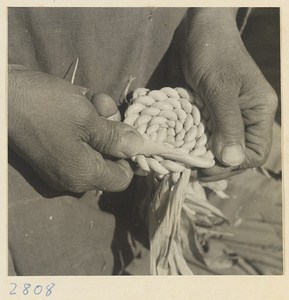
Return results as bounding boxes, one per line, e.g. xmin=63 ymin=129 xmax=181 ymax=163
xmin=96 ymin=159 xmax=134 ymax=191
xmin=65 ymin=142 xmax=135 ymax=192
xmin=199 ymin=169 xmax=245 ymax=182
xmin=200 ymin=163 xmax=237 ymax=176
xmin=91 ymin=93 xmax=121 ymax=121
xmin=84 ymin=105 xmax=144 ymax=158
xmin=84 ymin=143 xmax=134 ymax=192
xmin=238 ymin=89 xmax=278 ymax=170
xmin=198 ymin=160 xmax=244 ymax=180
xmin=90 ymin=92 xmax=141 ymax=157
xmin=198 ymin=72 xmax=245 ymax=167
xmin=190 ymin=164 xmax=244 ymax=182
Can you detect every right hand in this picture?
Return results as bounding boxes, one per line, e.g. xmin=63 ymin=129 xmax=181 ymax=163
xmin=8 ymin=65 xmax=144 ymax=193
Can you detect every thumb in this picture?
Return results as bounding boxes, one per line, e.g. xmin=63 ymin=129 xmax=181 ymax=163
xmin=90 ymin=117 xmax=144 ymax=158
xmin=201 ymin=80 xmax=245 ymax=167
xmin=88 ymin=93 xmax=144 ymax=158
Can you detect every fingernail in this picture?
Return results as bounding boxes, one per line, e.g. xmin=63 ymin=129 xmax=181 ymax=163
xmin=106 ymin=111 xmax=121 ymax=121
xmin=120 ymin=130 xmax=144 ymax=156
xmin=221 ymin=144 xmax=244 ymax=166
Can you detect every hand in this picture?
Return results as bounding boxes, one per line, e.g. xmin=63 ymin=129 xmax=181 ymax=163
xmin=8 ymin=65 xmax=143 ymax=192
xmin=180 ymin=8 xmax=278 ymax=181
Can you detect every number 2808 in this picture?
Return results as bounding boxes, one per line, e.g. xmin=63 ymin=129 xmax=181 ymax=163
xmin=9 ymin=283 xmax=55 ymax=296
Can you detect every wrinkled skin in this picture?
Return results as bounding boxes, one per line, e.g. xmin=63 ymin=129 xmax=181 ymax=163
xmin=8 ymin=65 xmax=143 ymax=192
xmin=8 ymin=8 xmax=278 ymax=191
xmin=180 ymin=8 xmax=278 ymax=181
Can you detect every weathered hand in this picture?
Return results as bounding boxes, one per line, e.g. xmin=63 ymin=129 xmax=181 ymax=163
xmin=8 ymin=65 xmax=143 ymax=192
xmin=181 ymin=8 xmax=278 ymax=180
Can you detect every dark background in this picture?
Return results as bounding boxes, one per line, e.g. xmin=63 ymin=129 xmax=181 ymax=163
xmin=242 ymin=8 xmax=280 ymax=124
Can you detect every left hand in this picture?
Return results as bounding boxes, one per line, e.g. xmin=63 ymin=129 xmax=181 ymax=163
xmin=179 ymin=8 xmax=278 ymax=181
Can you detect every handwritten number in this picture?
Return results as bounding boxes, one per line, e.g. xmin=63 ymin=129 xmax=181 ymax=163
xmin=46 ymin=283 xmax=55 ymax=297
xmin=34 ymin=285 xmax=42 ymax=295
xmin=9 ymin=283 xmax=55 ymax=296
xmin=23 ymin=283 xmax=31 ymax=295
xmin=9 ymin=283 xmax=17 ymax=295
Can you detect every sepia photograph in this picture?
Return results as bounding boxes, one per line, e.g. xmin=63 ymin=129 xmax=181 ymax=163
xmin=7 ymin=5 xmax=282 ymax=281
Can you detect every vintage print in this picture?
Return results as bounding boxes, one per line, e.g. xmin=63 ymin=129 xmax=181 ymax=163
xmin=8 ymin=7 xmax=282 ymax=276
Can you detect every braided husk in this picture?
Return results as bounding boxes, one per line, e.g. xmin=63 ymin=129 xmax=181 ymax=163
xmin=124 ymin=87 xmax=214 ymax=180
xmin=124 ymin=87 xmax=215 ymax=275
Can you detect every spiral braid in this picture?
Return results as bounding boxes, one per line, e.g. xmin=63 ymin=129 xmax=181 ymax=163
xmin=124 ymin=87 xmax=215 ymax=180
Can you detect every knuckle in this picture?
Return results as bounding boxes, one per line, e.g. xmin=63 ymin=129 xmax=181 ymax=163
xmin=73 ymin=101 xmax=93 ymax=123
xmin=250 ymin=79 xmax=278 ymax=112
xmin=77 ymin=155 xmax=105 ymax=191
xmin=101 ymin=160 xmax=133 ymax=192
xmin=256 ymin=147 xmax=270 ymax=166
xmin=264 ymin=89 xmax=278 ymax=113
xmin=94 ymin=119 xmax=117 ymax=154
xmin=58 ymin=155 xmax=95 ymax=193
xmin=198 ymin=62 xmax=241 ymax=98
xmin=250 ymin=88 xmax=278 ymax=121
xmin=242 ymin=140 xmax=271 ymax=170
